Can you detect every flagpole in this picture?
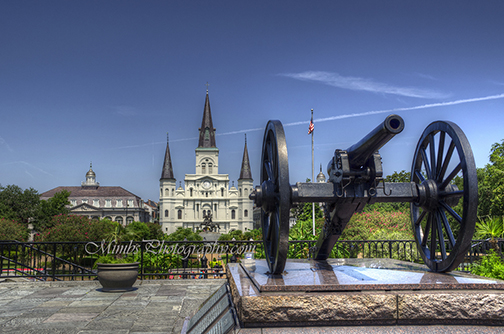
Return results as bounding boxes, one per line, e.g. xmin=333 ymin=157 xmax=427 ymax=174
xmin=311 ymin=109 xmax=315 ymax=236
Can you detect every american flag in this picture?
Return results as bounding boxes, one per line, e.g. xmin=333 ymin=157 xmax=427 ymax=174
xmin=308 ymin=115 xmax=314 ymax=134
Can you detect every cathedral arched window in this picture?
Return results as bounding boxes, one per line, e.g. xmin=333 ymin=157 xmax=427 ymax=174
xmin=178 ymin=209 xmax=182 ymax=219
xmin=244 ymin=210 xmax=248 ymax=218
xmin=239 ymin=188 xmax=242 ymax=197
xmin=165 ymin=210 xmax=169 ymax=218
xmin=202 ymin=163 xmax=206 ymax=174
xmin=165 ymin=188 xmax=169 ymax=197
xmin=190 ymin=188 xmax=193 ymax=197
xmin=208 ymin=163 xmax=213 ymax=174
xmin=231 ymin=210 xmax=236 ymax=220
xmin=221 ymin=188 xmax=224 ymax=197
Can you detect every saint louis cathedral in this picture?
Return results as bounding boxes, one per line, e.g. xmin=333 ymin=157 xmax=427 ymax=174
xmin=159 ymin=90 xmax=254 ymax=234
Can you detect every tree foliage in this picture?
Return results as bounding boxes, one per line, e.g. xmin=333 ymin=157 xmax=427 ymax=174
xmin=291 ymin=202 xmax=323 ymax=222
xmin=0 ymin=184 xmax=40 ymax=224
xmin=218 ymin=229 xmax=260 ymax=241
xmin=478 ymin=140 xmax=504 ymax=217
xmin=165 ymin=227 xmax=202 ymax=241
xmin=145 ymin=222 xmax=164 ymax=240
xmin=35 ymin=190 xmax=70 ymax=230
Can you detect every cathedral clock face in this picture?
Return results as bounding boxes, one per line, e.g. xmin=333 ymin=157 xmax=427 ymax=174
xmin=203 ymin=180 xmax=211 ymax=189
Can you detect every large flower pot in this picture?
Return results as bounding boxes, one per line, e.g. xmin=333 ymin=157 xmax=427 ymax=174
xmin=97 ymin=262 xmax=139 ymax=292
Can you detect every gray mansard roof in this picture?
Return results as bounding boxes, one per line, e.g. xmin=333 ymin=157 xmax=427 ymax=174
xmin=40 ymin=186 xmax=139 ymax=200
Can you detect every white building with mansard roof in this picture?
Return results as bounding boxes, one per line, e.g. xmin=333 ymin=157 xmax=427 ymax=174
xmin=40 ymin=165 xmax=149 ymax=224
xmin=159 ymin=90 xmax=254 ymax=234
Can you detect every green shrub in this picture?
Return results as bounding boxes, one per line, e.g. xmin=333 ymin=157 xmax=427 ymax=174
xmin=341 ymin=210 xmax=413 ymax=241
xmin=0 ymin=218 xmax=29 ymax=241
xmin=471 ymin=250 xmax=504 ymax=280
xmin=35 ymin=215 xmax=116 ymax=242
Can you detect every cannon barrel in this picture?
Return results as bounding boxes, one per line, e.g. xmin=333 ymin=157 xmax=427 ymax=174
xmin=346 ymin=114 xmax=404 ymax=168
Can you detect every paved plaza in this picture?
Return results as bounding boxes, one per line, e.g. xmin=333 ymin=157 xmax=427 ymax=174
xmin=1 ymin=279 xmax=504 ymax=334
xmin=0 ymin=279 xmax=225 ymax=334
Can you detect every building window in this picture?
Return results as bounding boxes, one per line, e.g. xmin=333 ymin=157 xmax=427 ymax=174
xmin=208 ymin=163 xmax=213 ymax=174
xmin=202 ymin=163 xmax=206 ymax=174
xmin=71 ymin=199 xmax=77 ymax=207
xmin=165 ymin=210 xmax=169 ymax=218
xmin=165 ymin=188 xmax=169 ymax=197
xmin=244 ymin=209 xmax=248 ymax=218
xmin=117 ymin=200 xmax=123 ymax=208
xmin=172 ymin=188 xmax=175 ymax=196
xmin=231 ymin=210 xmax=236 ymax=220
xmin=93 ymin=199 xmax=99 ymax=207
xmin=190 ymin=188 xmax=193 ymax=197
xmin=239 ymin=188 xmax=242 ymax=197
xmin=82 ymin=199 xmax=88 ymax=204
xmin=178 ymin=209 xmax=182 ymax=219
xmin=126 ymin=216 xmax=133 ymax=225
xmin=116 ymin=217 xmax=123 ymax=225
xmin=221 ymin=188 xmax=224 ymax=197
xmin=206 ymin=192 xmax=208 ymax=198
xmin=105 ymin=199 xmax=111 ymax=208
xmin=128 ymin=199 xmax=134 ymax=207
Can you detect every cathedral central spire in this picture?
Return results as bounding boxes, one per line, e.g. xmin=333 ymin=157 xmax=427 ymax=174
xmin=198 ymin=91 xmax=216 ymax=148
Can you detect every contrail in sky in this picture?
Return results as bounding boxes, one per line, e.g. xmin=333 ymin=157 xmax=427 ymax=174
xmin=113 ymin=93 xmax=504 ymax=149
xmin=282 ymin=93 xmax=504 ymax=127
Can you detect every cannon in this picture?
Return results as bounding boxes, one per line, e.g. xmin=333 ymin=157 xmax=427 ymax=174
xmin=250 ymin=114 xmax=477 ymax=275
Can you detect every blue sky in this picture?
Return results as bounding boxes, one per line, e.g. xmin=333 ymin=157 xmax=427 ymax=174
xmin=1 ymin=1 xmax=504 ymax=201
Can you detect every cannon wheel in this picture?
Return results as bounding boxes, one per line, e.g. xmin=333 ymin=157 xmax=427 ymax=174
xmin=411 ymin=121 xmax=477 ymax=272
xmin=260 ymin=120 xmax=291 ymax=275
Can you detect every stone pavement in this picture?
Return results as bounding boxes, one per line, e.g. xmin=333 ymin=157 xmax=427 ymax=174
xmin=1 ymin=279 xmax=504 ymax=334
xmin=0 ymin=279 xmax=226 ymax=334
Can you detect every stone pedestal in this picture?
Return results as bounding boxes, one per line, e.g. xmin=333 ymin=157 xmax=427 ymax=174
xmin=227 ymin=259 xmax=504 ymax=327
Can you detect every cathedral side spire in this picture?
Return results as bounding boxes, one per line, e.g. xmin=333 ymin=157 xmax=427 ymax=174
xmin=161 ymin=133 xmax=175 ymax=180
xmin=198 ymin=90 xmax=216 ymax=148
xmin=239 ymin=134 xmax=252 ymax=180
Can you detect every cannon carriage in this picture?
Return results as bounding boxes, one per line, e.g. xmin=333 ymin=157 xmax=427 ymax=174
xmin=250 ymin=114 xmax=477 ymax=275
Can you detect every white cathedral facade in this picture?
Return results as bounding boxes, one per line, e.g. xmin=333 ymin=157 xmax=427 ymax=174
xmin=159 ymin=91 xmax=254 ymax=234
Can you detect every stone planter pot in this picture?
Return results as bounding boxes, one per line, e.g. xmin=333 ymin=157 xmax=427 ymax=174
xmin=96 ymin=262 xmax=139 ymax=292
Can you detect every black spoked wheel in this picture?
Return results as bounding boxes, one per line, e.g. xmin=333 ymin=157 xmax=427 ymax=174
xmin=259 ymin=120 xmax=291 ymax=275
xmin=411 ymin=121 xmax=477 ymax=272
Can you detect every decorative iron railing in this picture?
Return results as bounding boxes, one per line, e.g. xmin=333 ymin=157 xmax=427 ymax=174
xmin=0 ymin=239 xmax=501 ymax=281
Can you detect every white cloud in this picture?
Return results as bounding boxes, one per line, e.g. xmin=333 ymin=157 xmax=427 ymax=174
xmin=280 ymin=71 xmax=448 ymax=99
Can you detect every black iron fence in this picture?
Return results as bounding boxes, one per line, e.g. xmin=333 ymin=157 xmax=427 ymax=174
xmin=1 ymin=239 xmax=501 ymax=281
